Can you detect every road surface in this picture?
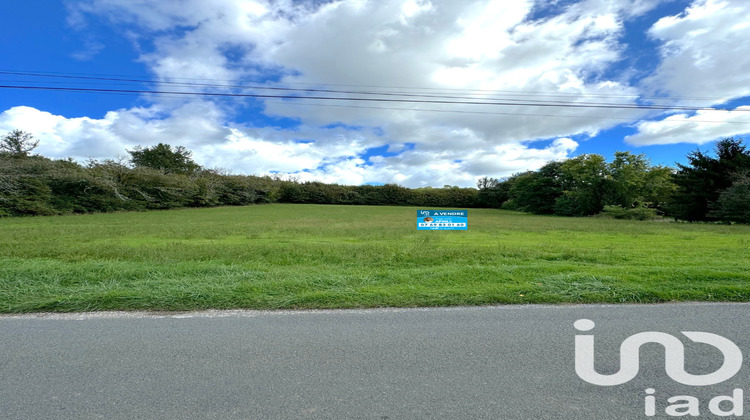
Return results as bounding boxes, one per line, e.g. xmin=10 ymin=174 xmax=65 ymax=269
xmin=2 ymin=303 xmax=749 ymax=419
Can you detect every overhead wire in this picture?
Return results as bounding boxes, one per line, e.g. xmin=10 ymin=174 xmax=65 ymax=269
xmin=0 ymin=69 xmax=745 ymax=103
xmin=1 ymin=69 xmax=749 ymax=126
xmin=2 ymin=84 xmax=750 ymax=114
xmin=265 ymin=100 xmax=750 ymax=125
xmin=3 ymin=70 xmax=656 ymax=103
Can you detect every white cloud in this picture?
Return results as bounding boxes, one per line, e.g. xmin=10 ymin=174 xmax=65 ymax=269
xmin=0 ymin=105 xmax=378 ymax=180
xmin=294 ymin=137 xmax=579 ymax=187
xmin=0 ymin=104 xmax=233 ymax=162
xmin=0 ymin=106 xmax=122 ymax=159
xmin=71 ymin=0 xmax=645 ymax=110
xmin=643 ymin=0 xmax=750 ymax=105
xmin=461 ymin=138 xmax=579 ymax=175
xmin=0 ymin=103 xmax=578 ymax=187
xmin=625 ymin=106 xmax=750 ymax=145
xmin=625 ymin=0 xmax=750 ymax=146
xmin=19 ymin=0 xmax=739 ymax=186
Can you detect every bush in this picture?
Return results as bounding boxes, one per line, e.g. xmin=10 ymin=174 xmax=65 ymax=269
xmin=600 ymin=205 xmax=658 ymax=221
xmin=121 ymin=168 xmax=198 ymax=209
xmin=1 ymin=151 xmax=480 ymax=217
xmin=276 ymin=182 xmax=478 ymax=208
xmin=216 ymin=175 xmax=267 ymax=206
xmin=0 ymin=175 xmax=56 ymax=216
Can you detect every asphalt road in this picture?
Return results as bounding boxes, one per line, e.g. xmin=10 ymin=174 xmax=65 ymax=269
xmin=2 ymin=303 xmax=750 ymax=419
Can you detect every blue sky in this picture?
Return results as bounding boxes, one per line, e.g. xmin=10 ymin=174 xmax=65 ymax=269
xmin=2 ymin=0 xmax=750 ymax=187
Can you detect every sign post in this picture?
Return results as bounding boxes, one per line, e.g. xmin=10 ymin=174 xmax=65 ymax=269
xmin=417 ymin=210 xmax=468 ymax=230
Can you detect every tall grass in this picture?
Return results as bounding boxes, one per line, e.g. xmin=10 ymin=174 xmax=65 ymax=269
xmin=1 ymin=204 xmax=749 ymax=312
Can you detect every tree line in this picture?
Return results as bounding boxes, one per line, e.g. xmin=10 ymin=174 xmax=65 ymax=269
xmin=0 ymin=131 xmax=481 ymax=217
xmin=0 ymin=129 xmax=748 ymax=223
xmin=476 ymin=137 xmax=750 ymax=223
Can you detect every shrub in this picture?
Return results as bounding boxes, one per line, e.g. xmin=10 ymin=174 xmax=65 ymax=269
xmin=0 ymin=176 xmax=56 ymax=216
xmin=600 ymin=205 xmax=658 ymax=221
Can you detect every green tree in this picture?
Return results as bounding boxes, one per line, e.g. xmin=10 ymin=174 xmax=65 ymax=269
xmin=711 ymin=175 xmax=750 ymax=223
xmin=603 ymin=151 xmax=650 ymax=208
xmin=475 ymin=176 xmax=507 ymax=208
xmin=128 ymin=143 xmax=201 ymax=174
xmin=510 ymin=162 xmax=564 ymax=214
xmin=476 ymin=176 xmax=499 ymax=190
xmin=642 ymin=165 xmax=676 ymax=212
xmin=601 ymin=152 xmax=676 ymax=214
xmin=669 ymin=138 xmax=750 ymax=221
xmin=1 ymin=130 xmax=39 ymax=157
xmin=554 ymin=154 xmax=607 ymax=216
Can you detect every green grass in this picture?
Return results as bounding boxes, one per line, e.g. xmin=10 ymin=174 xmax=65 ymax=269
xmin=1 ymin=204 xmax=749 ymax=313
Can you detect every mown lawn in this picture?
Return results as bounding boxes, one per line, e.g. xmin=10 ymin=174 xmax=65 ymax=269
xmin=1 ymin=204 xmax=749 ymax=313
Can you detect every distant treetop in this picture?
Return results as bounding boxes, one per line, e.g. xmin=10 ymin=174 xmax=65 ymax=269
xmin=127 ymin=143 xmax=201 ymax=174
xmin=1 ymin=130 xmax=39 ymax=157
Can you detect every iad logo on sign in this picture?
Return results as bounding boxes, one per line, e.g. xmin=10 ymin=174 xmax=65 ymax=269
xmin=417 ymin=210 xmax=467 ymax=230
xmin=574 ymin=319 xmax=745 ymax=417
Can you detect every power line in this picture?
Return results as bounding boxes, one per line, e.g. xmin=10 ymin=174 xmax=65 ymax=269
xmin=267 ymin=100 xmax=750 ymax=125
xmin=3 ymin=70 xmax=658 ymax=104
xmin=2 ymin=84 xmax=749 ymax=114
xmin=1 ymin=69 xmax=744 ymax=104
xmin=2 ymin=70 xmax=748 ymax=126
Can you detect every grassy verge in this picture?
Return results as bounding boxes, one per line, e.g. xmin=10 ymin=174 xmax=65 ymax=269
xmin=1 ymin=204 xmax=749 ymax=313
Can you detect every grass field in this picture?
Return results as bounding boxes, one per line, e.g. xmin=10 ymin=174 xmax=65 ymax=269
xmin=1 ymin=204 xmax=750 ymax=313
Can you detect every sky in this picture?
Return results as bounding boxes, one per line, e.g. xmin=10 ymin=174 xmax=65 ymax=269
xmin=1 ymin=0 xmax=750 ymax=188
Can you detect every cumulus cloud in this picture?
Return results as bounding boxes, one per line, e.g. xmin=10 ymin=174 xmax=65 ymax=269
xmin=0 ymin=106 xmax=123 ymax=159
xmin=0 ymin=103 xmax=231 ymax=161
xmin=625 ymin=106 xmax=750 ymax=145
xmin=625 ymin=0 xmax=750 ymax=146
xmin=642 ymin=0 xmax=750 ymax=105
xmin=9 ymin=0 xmax=750 ymax=186
xmin=257 ymin=0 xmax=646 ymax=137
xmin=367 ymin=137 xmax=579 ymax=187
xmin=0 ymin=103 xmax=579 ymax=187
xmin=290 ymin=137 xmax=579 ymax=187
xmin=0 ymin=105 xmax=378 ymax=181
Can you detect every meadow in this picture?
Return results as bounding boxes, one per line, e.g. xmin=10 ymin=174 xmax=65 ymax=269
xmin=1 ymin=204 xmax=749 ymax=313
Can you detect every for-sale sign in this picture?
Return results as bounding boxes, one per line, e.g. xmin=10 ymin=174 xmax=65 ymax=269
xmin=417 ymin=210 xmax=468 ymax=230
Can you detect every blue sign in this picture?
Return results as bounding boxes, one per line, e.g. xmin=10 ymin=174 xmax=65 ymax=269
xmin=417 ymin=210 xmax=468 ymax=230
